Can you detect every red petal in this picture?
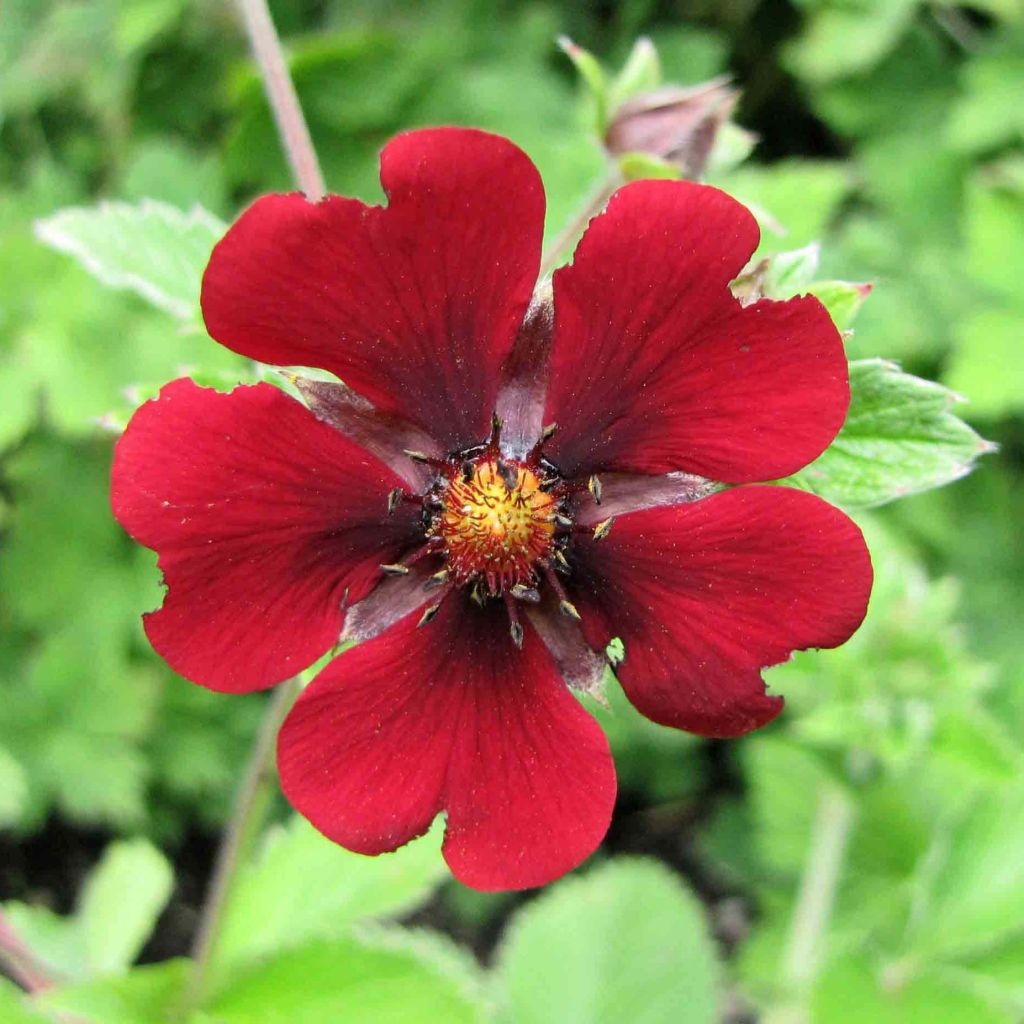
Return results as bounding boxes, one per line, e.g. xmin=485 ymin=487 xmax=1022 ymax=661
xmin=569 ymin=486 xmax=872 ymax=737
xmin=277 ymin=597 xmax=616 ymax=891
xmin=202 ymin=128 xmax=545 ymax=453
xmin=111 ymin=379 xmax=420 ymax=692
xmin=544 ymin=181 xmax=848 ymax=481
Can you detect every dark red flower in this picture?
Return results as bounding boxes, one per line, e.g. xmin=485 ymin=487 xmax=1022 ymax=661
xmin=111 ymin=128 xmax=871 ymax=891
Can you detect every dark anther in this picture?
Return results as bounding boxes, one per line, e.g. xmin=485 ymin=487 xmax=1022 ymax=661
xmin=540 ymin=422 xmax=557 ymax=442
xmin=539 ymin=477 xmax=560 ymax=492
xmin=462 ymin=460 xmax=475 ymax=482
xmin=380 ymin=563 xmax=410 ymax=576
xmin=542 ymin=560 xmax=580 ymax=621
xmin=497 ymin=460 xmax=518 ymax=492
xmin=509 ymin=619 xmax=525 ymax=649
xmin=553 ymin=549 xmax=571 ymax=573
xmin=592 ymin=517 xmax=616 ymax=542
xmin=504 ymin=592 xmax=525 ymax=649
xmin=510 ymin=584 xmax=541 ymax=603
xmin=554 ymin=513 xmax=574 ymax=528
xmin=588 ymin=475 xmax=603 ymax=505
xmin=425 ymin=569 xmax=450 ymax=590
xmin=417 ymin=602 xmax=442 ymax=628
xmin=386 ymin=488 xmax=403 ymax=515
xmin=490 ymin=412 xmax=503 ymax=445
xmin=470 ymin=583 xmax=486 ymax=607
xmin=403 ymin=449 xmax=431 ymax=463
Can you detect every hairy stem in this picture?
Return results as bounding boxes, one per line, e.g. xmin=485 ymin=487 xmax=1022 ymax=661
xmin=181 ymin=677 xmax=301 ymax=1016
xmin=538 ymin=168 xmax=622 ymax=279
xmin=235 ymin=0 xmax=326 ymax=199
xmin=781 ymin=783 xmax=855 ymax=990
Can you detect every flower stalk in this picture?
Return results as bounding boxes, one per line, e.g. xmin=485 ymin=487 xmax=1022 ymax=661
xmin=235 ymin=0 xmax=326 ymax=200
xmin=182 ymin=676 xmax=302 ymax=1015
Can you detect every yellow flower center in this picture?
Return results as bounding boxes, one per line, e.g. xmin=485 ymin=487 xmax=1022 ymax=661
xmin=438 ymin=458 xmax=556 ymax=594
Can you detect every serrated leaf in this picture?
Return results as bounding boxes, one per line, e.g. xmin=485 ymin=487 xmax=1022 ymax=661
xmin=206 ymin=935 xmax=487 ymax=1023
xmin=498 ymin=858 xmax=720 ymax=1024
xmin=212 ymin=817 xmax=447 ymax=980
xmin=79 ymin=839 xmax=174 ymax=976
xmin=783 ymin=359 xmax=993 ymax=508
xmin=34 ymin=200 xmax=224 ymax=320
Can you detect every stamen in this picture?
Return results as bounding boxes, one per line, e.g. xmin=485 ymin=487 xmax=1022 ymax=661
xmin=526 ymin=422 xmax=557 ymax=466
xmin=553 ymin=549 xmax=571 ymax=574
xmin=504 ymin=593 xmax=524 ymax=649
xmin=510 ymin=583 xmax=541 ymax=603
xmin=403 ymin=449 xmax=449 ymax=472
xmin=424 ymin=569 xmax=450 ymax=590
xmin=588 ymin=475 xmax=603 ymax=505
xmin=417 ymin=602 xmax=442 ymax=627
xmin=542 ymin=560 xmax=581 ymax=620
xmin=488 ymin=412 xmax=503 ymax=451
xmin=592 ymin=516 xmax=616 ymax=541
xmin=416 ymin=585 xmax=452 ymax=628
xmin=380 ymin=563 xmax=410 ymax=576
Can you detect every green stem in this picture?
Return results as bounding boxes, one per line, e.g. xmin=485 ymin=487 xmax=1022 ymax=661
xmin=538 ymin=168 xmax=622 ymax=279
xmin=781 ymin=783 xmax=854 ymax=992
xmin=235 ymin=0 xmax=326 ymax=199
xmin=181 ymin=677 xmax=301 ymax=1016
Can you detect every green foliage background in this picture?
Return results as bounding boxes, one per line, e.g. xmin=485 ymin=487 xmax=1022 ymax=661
xmin=1 ymin=1 xmax=1022 ymax=1022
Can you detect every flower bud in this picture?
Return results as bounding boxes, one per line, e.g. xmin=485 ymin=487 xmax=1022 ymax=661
xmin=605 ymin=77 xmax=740 ymax=180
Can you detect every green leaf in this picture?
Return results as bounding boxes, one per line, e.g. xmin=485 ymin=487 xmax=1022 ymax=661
xmin=608 ymin=36 xmax=661 ymax=109
xmin=715 ymin=161 xmax=851 ymax=254
xmin=3 ymin=840 xmax=173 ymax=984
xmin=78 ymin=839 xmax=174 ymax=976
xmin=763 ymin=242 xmax=821 ymax=295
xmin=0 ymin=980 xmax=50 ymax=1024
xmin=945 ymin=309 xmax=1024 ymax=419
xmin=808 ymin=280 xmax=873 ymax=330
xmin=947 ymin=34 xmax=1024 ymax=155
xmin=40 ymin=960 xmax=189 ymax=1024
xmin=213 ymin=817 xmax=447 ymax=980
xmin=0 ymin=744 xmax=28 ymax=826
xmin=813 ymin=955 xmax=1010 ymax=1024
xmin=786 ymin=0 xmax=918 ymax=85
xmin=557 ymin=36 xmax=609 ymax=132
xmin=616 ymin=152 xmax=681 ymax=181
xmin=34 ymin=199 xmax=225 ymax=320
xmin=206 ymin=935 xmax=487 ymax=1024
xmin=907 ymin=789 xmax=1024 ymax=961
xmin=783 ymin=359 xmax=994 ymax=508
xmin=497 ymin=859 xmax=720 ymax=1024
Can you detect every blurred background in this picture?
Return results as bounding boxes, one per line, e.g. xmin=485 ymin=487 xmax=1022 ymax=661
xmin=1 ymin=1 xmax=1023 ymax=1022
